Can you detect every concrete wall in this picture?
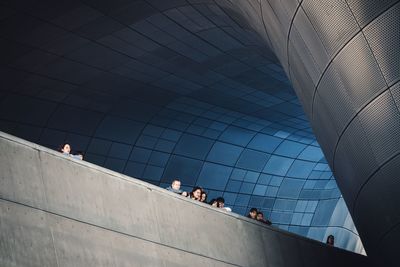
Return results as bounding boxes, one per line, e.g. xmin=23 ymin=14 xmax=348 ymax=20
xmin=0 ymin=131 xmax=371 ymax=267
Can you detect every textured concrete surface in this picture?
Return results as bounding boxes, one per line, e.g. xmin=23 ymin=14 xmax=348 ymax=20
xmin=0 ymin=131 xmax=372 ymax=266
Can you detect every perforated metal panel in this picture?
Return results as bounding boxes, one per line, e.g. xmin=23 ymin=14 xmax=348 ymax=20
xmin=291 ymin=7 xmax=329 ymax=71
xmin=347 ymin=0 xmax=397 ymax=27
xmin=358 ymin=89 xmax=400 ymax=163
xmin=301 ymin=0 xmax=359 ymax=56
xmin=364 ymin=2 xmax=400 ymax=86
xmin=334 ymin=117 xmax=378 ymax=212
xmin=354 ymin=153 xmax=400 ymax=259
xmin=311 ymin=92 xmax=337 ymax=165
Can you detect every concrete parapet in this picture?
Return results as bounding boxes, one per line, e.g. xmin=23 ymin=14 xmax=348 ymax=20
xmin=0 ymin=131 xmax=372 ymax=266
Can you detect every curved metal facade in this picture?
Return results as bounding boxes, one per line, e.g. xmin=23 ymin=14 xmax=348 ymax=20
xmin=0 ymin=0 xmax=399 ymax=263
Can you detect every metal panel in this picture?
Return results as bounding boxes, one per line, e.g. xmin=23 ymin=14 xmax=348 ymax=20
xmin=347 ymin=0 xmax=398 ymax=28
xmin=363 ymin=2 xmax=400 ymax=86
xmin=334 ymin=116 xmax=378 ymax=212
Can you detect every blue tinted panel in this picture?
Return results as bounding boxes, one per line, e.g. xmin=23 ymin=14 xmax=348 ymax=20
xmin=109 ymin=142 xmax=131 ymax=159
xmin=136 ymin=135 xmax=157 ymax=149
xmin=240 ymin=182 xmax=255 ymax=194
xmin=311 ymin=199 xmax=338 ymax=226
xmin=142 ymin=165 xmax=164 ymax=181
xmin=270 ymin=176 xmax=283 ymax=186
xmin=298 ymin=146 xmax=324 ymax=161
xmin=148 ymin=151 xmax=169 ymax=167
xmin=130 ymin=147 xmax=152 ymax=163
xmin=247 ymin=133 xmax=282 ymax=153
xmin=206 ymin=142 xmax=243 ymax=166
xmin=85 ymin=153 xmax=106 ymax=166
xmin=197 ymin=162 xmax=232 ymax=190
xmin=223 ymin=192 xmax=237 ymax=205
xmin=301 ymin=214 xmax=313 ymax=226
xmin=249 ymin=196 xmax=264 ymax=207
xmin=230 ymin=168 xmax=246 ymax=181
xmin=95 ymin=116 xmax=144 ymax=144
xmin=161 ymin=129 xmax=182 ymax=141
xmin=273 ymin=199 xmax=297 ymax=211
xmin=277 ymin=178 xmax=305 ymax=198
xmin=263 ymin=155 xmax=294 ymax=176
xmin=104 ymin=158 xmax=126 ymax=172
xmin=162 ymin=155 xmax=203 ymax=186
xmin=253 ymin=185 xmax=267 ymax=196
xmin=265 ymin=186 xmax=278 ymax=197
xmin=235 ymin=194 xmax=251 ymax=206
xmin=274 ymin=140 xmax=306 ymax=158
xmin=226 ymin=180 xmax=242 ymax=192
xmin=87 ymin=138 xmax=112 ymax=155
xmin=263 ymin=198 xmax=275 ymax=208
xmin=258 ymin=174 xmax=272 ymax=185
xmin=295 ymin=201 xmax=307 ymax=212
xmin=218 ymin=126 xmax=255 ymax=146
xmin=174 ymin=134 xmax=213 ymax=160
xmin=244 ymin=171 xmax=259 ymax=183
xmin=143 ymin=124 xmax=164 ymax=137
xmin=306 ymin=201 xmax=318 ymax=213
xmin=287 ymin=160 xmax=315 ymax=178
xmin=236 ymin=149 xmax=270 ymax=171
xmin=203 ymin=129 xmax=220 ymax=139
xmin=124 ymin=161 xmax=146 ymax=178
xmin=155 ymin=139 xmax=175 ymax=153
xmin=292 ymin=213 xmax=303 ymax=225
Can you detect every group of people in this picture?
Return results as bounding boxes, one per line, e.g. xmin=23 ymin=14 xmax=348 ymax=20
xmin=167 ymin=179 xmax=263 ymax=214
xmin=57 ymin=148 xmax=336 ymax=246
xmin=59 ymin=143 xmax=84 ymax=160
xmin=246 ymin=207 xmax=272 ymax=225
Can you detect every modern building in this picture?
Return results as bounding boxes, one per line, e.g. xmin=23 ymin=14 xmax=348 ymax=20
xmin=0 ymin=0 xmax=399 ymax=265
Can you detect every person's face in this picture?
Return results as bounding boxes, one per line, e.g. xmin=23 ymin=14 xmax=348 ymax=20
xmin=250 ymin=211 xmax=257 ymax=219
xmin=62 ymin=144 xmax=71 ymax=154
xmin=257 ymin=213 xmax=264 ymax=220
xmin=217 ymin=201 xmax=224 ymax=208
xmin=200 ymin=193 xmax=206 ymax=202
xmin=172 ymin=181 xmax=181 ymax=190
xmin=193 ymin=189 xmax=201 ymax=200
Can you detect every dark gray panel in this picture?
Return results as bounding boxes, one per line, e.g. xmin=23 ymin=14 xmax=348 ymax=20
xmin=334 ymin=116 xmax=378 ymax=211
xmin=47 ymin=105 xmax=103 ymax=136
xmin=354 ymin=153 xmax=400 ymax=254
xmin=311 ymin=92 xmax=338 ymax=165
xmin=358 ymin=90 xmax=400 ymax=163
xmin=364 ymin=2 xmax=400 ymax=86
xmin=206 ymin=141 xmax=243 ymax=166
xmin=0 ymin=94 xmax=57 ymax=127
xmin=95 ymin=116 xmax=144 ymax=144
xmin=173 ymin=134 xmax=214 ymax=160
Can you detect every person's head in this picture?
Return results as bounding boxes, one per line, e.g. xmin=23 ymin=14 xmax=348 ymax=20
xmin=200 ymin=192 xmax=207 ymax=202
xmin=60 ymin=143 xmax=71 ymax=154
xmin=326 ymin=235 xmax=334 ymax=246
xmin=248 ymin=208 xmax=258 ymax=219
xmin=209 ymin=199 xmax=218 ymax=207
xmin=171 ymin=179 xmax=181 ymax=191
xmin=216 ymin=197 xmax=225 ymax=208
xmin=256 ymin=211 xmax=264 ymax=221
xmin=190 ymin=186 xmax=202 ymax=201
